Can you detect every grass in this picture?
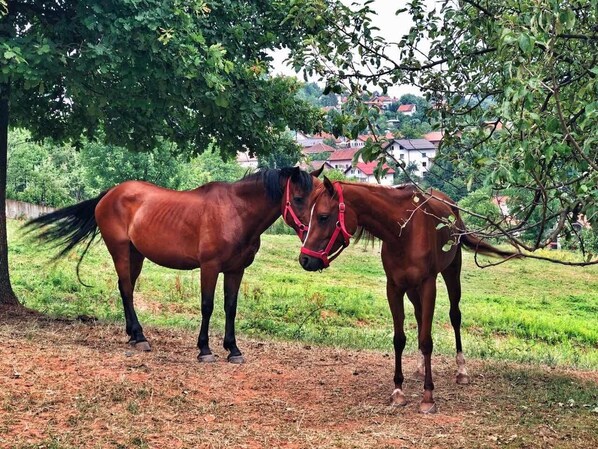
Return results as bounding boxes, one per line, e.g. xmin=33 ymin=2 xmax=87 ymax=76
xmin=7 ymin=218 xmax=598 ymax=369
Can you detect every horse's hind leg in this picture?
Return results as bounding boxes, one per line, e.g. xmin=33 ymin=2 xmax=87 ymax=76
xmin=418 ymin=276 xmax=438 ymax=413
xmin=441 ymin=247 xmax=469 ymax=384
xmin=197 ymin=267 xmax=219 ymax=363
xmin=111 ymin=242 xmax=150 ymax=351
xmin=223 ymin=270 xmax=244 ymax=364
xmin=406 ymin=289 xmax=425 ymax=380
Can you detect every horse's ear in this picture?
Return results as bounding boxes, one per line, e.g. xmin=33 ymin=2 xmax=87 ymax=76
xmin=310 ymin=165 xmax=324 ymax=178
xmin=289 ymin=166 xmax=301 ymax=181
xmin=323 ymin=176 xmax=335 ymax=196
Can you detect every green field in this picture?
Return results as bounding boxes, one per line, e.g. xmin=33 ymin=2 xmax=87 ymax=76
xmin=7 ymin=218 xmax=598 ymax=369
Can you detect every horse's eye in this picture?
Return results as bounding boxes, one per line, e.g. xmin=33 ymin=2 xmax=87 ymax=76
xmin=318 ymin=214 xmax=329 ymax=223
xmin=293 ymin=197 xmax=304 ymax=204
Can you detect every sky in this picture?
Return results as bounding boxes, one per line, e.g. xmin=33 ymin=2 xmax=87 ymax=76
xmin=270 ymin=0 xmax=436 ymax=97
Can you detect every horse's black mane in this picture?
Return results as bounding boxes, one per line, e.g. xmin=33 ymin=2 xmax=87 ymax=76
xmin=242 ymin=167 xmax=313 ymax=202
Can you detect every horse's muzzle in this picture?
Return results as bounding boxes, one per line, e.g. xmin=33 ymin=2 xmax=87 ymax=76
xmin=299 ymin=254 xmax=324 ymax=272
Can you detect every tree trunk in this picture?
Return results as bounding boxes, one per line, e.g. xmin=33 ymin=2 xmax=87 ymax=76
xmin=0 ymin=83 xmax=20 ymax=306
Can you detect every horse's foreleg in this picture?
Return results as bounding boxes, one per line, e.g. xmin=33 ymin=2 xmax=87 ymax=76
xmin=418 ymin=276 xmax=437 ymax=413
xmin=441 ymin=248 xmax=469 ymax=385
xmin=387 ymin=280 xmax=408 ymax=406
xmin=197 ymin=268 xmax=219 ymax=363
xmin=223 ymin=270 xmax=245 ymax=364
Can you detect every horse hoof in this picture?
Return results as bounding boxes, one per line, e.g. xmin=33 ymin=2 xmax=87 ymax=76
xmin=227 ymin=355 xmax=245 ymax=364
xmin=419 ymin=401 xmax=437 ymax=414
xmin=134 ymin=341 xmax=151 ymax=352
xmin=456 ymin=373 xmax=470 ymax=385
xmin=198 ymin=353 xmax=217 ymax=363
xmin=390 ymin=388 xmax=407 ymax=406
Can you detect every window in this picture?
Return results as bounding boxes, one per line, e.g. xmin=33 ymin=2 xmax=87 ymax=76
xmin=399 ymin=154 xmax=405 ymax=160
xmin=422 ymin=152 xmax=427 ymax=158
xmin=422 ymin=161 xmax=427 ymax=168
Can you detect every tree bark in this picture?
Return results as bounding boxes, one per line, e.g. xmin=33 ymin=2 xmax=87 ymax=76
xmin=0 ymin=83 xmax=20 ymax=306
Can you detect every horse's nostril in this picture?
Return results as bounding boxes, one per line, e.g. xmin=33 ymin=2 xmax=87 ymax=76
xmin=300 ymin=255 xmax=309 ymax=268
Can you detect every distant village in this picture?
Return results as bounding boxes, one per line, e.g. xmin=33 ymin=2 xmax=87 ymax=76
xmin=238 ymin=92 xmax=444 ymax=186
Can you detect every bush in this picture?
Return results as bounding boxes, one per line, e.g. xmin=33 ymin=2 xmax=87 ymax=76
xmin=561 ymin=227 xmax=598 ymax=253
xmin=458 ymin=188 xmax=501 ymax=231
xmin=265 ymin=217 xmax=297 ymax=235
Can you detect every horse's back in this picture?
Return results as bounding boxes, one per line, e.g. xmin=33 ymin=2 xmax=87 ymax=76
xmin=95 ymin=181 xmax=210 ymax=269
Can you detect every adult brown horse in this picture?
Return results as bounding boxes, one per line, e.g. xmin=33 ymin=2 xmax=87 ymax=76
xmin=25 ymin=167 xmax=315 ymax=363
xmin=299 ymin=178 xmax=517 ymax=413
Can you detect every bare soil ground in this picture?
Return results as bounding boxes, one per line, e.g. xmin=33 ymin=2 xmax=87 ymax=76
xmin=1 ymin=306 xmax=596 ymax=449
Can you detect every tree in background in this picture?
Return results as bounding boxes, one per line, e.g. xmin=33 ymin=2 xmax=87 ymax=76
xmin=7 ymin=129 xmax=86 ymax=206
xmin=422 ymin=157 xmax=470 ymax=203
xmin=287 ymin=0 xmax=597 ymax=264
xmin=6 ymin=129 xmax=248 ymax=206
xmin=258 ymin=133 xmax=303 ymax=169
xmin=0 ymin=0 xmax=323 ymax=305
xmin=184 ymin=145 xmax=246 ymax=186
xmin=394 ymin=162 xmax=420 ymax=185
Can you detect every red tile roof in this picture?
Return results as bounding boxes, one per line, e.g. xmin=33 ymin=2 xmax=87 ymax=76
xmin=398 ymin=104 xmax=416 ymax=112
xmin=328 ymin=148 xmax=359 ymax=161
xmin=302 ymin=142 xmax=335 ymax=154
xmin=423 ymin=131 xmax=443 ymax=142
xmin=351 ymin=162 xmax=395 ymax=176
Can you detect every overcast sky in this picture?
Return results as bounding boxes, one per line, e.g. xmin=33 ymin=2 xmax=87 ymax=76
xmin=270 ymin=0 xmax=436 ymax=97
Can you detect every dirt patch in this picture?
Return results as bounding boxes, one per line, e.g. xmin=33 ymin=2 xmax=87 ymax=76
xmin=0 ymin=306 xmax=596 ymax=449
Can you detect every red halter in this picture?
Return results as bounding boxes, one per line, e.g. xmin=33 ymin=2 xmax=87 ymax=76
xmin=300 ymin=182 xmax=352 ymax=268
xmin=282 ymin=178 xmax=309 ymax=241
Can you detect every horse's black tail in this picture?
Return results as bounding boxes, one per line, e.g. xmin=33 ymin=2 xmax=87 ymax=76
xmin=460 ymin=233 xmax=521 ymax=259
xmin=23 ymin=192 xmax=108 ymax=285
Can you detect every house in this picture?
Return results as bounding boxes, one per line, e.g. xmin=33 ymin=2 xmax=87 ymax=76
xmin=347 ymin=132 xmax=395 ymax=148
xmin=302 ymin=142 xmax=335 ymax=157
xmin=423 ymin=131 xmax=443 ymax=148
xmin=328 ymin=148 xmax=360 ymax=171
xmin=385 ymin=138 xmax=436 ymax=177
xmin=397 ymin=104 xmax=417 ymax=116
xmin=294 ymin=131 xmax=324 ymax=147
xmin=302 ymin=160 xmax=334 ymax=172
xmin=364 ymin=95 xmax=398 ymax=110
xmin=345 ymin=162 xmax=395 ymax=185
xmin=236 ymin=151 xmax=258 ymax=169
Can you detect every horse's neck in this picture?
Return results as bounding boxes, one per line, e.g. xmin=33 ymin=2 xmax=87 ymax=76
xmin=232 ymin=181 xmax=280 ymax=234
xmin=345 ymin=184 xmax=410 ymax=241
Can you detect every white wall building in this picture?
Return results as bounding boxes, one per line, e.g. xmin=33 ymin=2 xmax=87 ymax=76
xmin=386 ymin=139 xmax=436 ymax=177
xmin=236 ymin=151 xmax=259 ymax=169
xmin=345 ymin=162 xmax=395 ymax=185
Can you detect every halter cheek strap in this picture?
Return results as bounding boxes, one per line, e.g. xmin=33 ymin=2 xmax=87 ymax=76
xmin=300 ymin=182 xmax=352 ymax=268
xmin=282 ymin=178 xmax=309 ymax=241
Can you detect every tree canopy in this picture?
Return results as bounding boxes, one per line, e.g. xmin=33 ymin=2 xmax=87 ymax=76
xmin=0 ymin=0 xmax=325 ymax=304
xmin=287 ymin=0 xmax=598 ymax=264
xmin=2 ymin=0 xmax=322 ymax=155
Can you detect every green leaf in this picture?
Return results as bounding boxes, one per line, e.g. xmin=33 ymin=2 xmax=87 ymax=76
xmin=518 ymin=33 xmax=533 ymax=54
xmin=546 ymin=117 xmax=561 ymax=133
xmin=442 ymin=241 xmax=454 ymax=252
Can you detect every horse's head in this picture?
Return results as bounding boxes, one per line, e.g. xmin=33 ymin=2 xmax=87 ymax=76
xmin=299 ymin=177 xmax=354 ymax=271
xmin=281 ymin=166 xmax=324 ymax=241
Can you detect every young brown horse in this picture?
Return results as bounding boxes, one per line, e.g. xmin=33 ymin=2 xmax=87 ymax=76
xmin=25 ymin=167 xmax=314 ymax=363
xmin=299 ymin=178 xmax=516 ymax=413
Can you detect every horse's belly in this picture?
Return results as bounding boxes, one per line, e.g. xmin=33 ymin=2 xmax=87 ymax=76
xmin=133 ymin=241 xmax=200 ymax=270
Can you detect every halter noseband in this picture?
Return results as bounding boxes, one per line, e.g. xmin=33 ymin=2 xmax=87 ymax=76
xmin=300 ymin=182 xmax=352 ymax=268
xmin=282 ymin=178 xmax=309 ymax=241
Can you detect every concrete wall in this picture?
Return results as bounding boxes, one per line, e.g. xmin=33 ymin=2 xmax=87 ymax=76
xmin=5 ymin=200 xmax=55 ymax=219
